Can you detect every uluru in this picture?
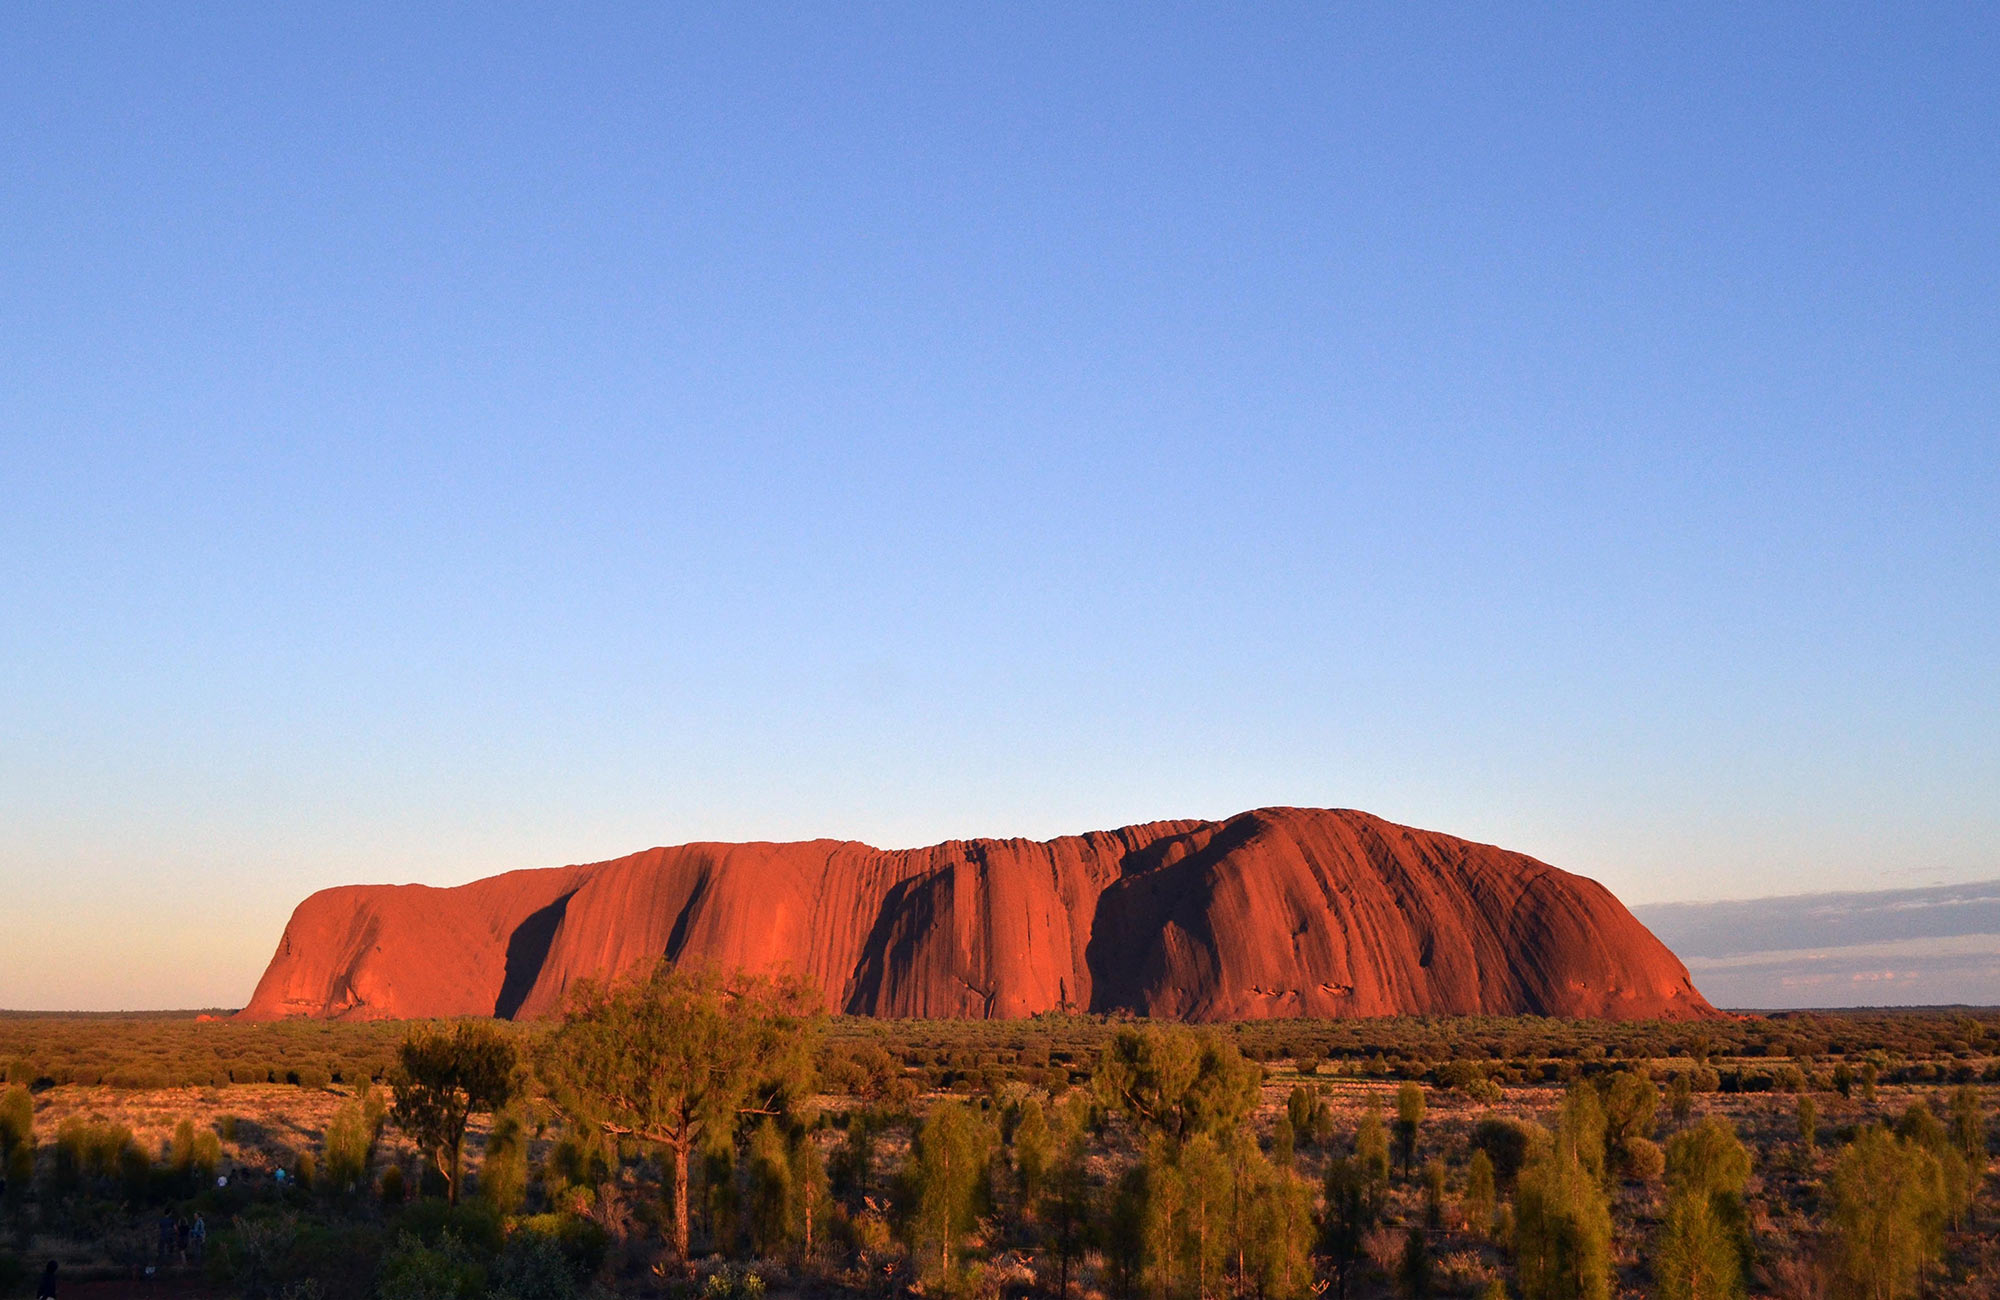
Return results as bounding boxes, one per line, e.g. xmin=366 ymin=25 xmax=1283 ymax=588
xmin=241 ymin=806 xmax=1717 ymax=1022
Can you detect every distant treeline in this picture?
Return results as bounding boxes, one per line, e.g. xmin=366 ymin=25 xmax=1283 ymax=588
xmin=4 ymin=1008 xmax=1998 ymax=1094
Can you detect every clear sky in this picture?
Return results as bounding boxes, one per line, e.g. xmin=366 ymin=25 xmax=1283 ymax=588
xmin=2 ymin=6 xmax=1995 ymax=1011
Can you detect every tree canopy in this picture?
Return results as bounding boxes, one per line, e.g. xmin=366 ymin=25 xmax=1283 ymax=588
xmin=388 ymin=1020 xmax=518 ymax=1206
xmin=538 ymin=962 xmax=819 ymax=1262
xmin=1094 ymin=1024 xmax=1262 ymax=1146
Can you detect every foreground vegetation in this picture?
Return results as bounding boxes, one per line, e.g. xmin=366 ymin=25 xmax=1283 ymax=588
xmin=1 ymin=998 xmax=1996 ymax=1299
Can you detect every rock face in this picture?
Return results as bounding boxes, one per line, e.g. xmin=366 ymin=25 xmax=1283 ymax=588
xmin=240 ymin=807 xmax=1717 ymax=1022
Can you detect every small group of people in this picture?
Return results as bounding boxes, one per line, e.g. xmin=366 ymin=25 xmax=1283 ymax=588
xmin=154 ymin=1207 xmax=208 ymax=1265
xmin=29 ymin=1207 xmax=210 ymax=1298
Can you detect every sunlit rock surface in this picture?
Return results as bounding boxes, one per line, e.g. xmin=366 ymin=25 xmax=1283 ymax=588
xmin=241 ymin=807 xmax=1718 ymax=1022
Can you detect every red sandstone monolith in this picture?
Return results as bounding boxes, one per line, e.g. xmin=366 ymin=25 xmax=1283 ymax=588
xmin=240 ymin=807 xmax=1717 ymax=1022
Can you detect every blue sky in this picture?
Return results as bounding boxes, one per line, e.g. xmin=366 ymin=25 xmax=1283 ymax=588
xmin=2 ymin=5 xmax=1995 ymax=1009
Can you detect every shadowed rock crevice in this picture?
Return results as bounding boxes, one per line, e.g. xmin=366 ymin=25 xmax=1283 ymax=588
xmin=843 ymin=874 xmax=935 ymax=1015
xmin=1087 ymin=816 xmax=1262 ymax=1013
xmin=663 ymin=870 xmax=713 ymax=962
xmin=494 ymin=891 xmax=574 ymax=1019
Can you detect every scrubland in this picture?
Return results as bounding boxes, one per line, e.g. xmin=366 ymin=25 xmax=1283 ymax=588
xmin=1 ymin=1003 xmax=1995 ymax=1299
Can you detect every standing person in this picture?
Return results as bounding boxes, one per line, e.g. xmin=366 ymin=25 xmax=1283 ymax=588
xmin=157 ymin=1209 xmax=175 ymax=1262
xmin=35 ymin=1260 xmax=57 ymax=1299
xmin=175 ymin=1214 xmax=190 ymax=1264
xmin=190 ymin=1212 xmax=207 ymax=1265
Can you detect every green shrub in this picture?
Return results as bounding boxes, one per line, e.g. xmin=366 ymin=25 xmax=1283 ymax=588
xmin=490 ymin=1226 xmax=588 ymax=1300
xmin=396 ymin=1198 xmax=506 ymax=1258
xmin=1471 ymin=1116 xmax=1536 ymax=1190
xmin=514 ymin=1214 xmax=609 ymax=1280
xmin=377 ymin=1230 xmax=485 ymax=1300
xmin=0 ymin=1086 xmax=31 ymax=1198
xmin=476 ymin=1111 xmax=527 ymax=1216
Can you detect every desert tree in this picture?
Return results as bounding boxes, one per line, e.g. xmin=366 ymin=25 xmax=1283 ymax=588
xmin=1461 ymin=1149 xmax=1496 ymax=1240
xmin=322 ymin=1086 xmax=385 ymax=1194
xmin=1095 ymin=1024 xmax=1261 ymax=1146
xmin=1247 ymin=1155 xmax=1315 ymax=1300
xmin=1471 ymin=1115 xmax=1536 ymax=1191
xmin=1394 ymin=1082 xmax=1426 ymax=1177
xmin=388 ymin=1020 xmax=519 ymax=1206
xmin=538 ymin=962 xmax=818 ymax=1262
xmin=1652 ymin=1185 xmax=1743 ymax=1300
xmin=1320 ymin=1155 xmax=1383 ymax=1300
xmin=1895 ymin=1100 xmax=1947 ymax=1152
xmin=1602 ymin=1070 xmax=1660 ymax=1179
xmin=169 ymin=1117 xmax=196 ymax=1175
xmin=1106 ymin=1133 xmax=1212 ymax=1300
xmin=48 ymin=1117 xmax=123 ymax=1194
xmin=1894 ymin=1100 xmax=1974 ymax=1231
xmin=168 ymin=1117 xmax=221 ymax=1187
xmin=1831 ymin=1125 xmax=1943 ymax=1300
xmin=903 ymin=1098 xmax=995 ymax=1284
xmin=1174 ymin=1132 xmax=1230 ymax=1300
xmin=1269 ymin=1113 xmax=1296 ymax=1171
xmin=1513 ymin=1142 xmax=1613 ymax=1300
xmin=0 ymin=1085 xmax=32 ymax=1205
xmin=747 ymin=1117 xmax=794 ymax=1258
xmin=1667 ymin=1116 xmax=1751 ymax=1199
xmin=478 ymin=1108 xmax=529 ymax=1215
xmin=1668 ymin=1071 xmax=1694 ymax=1126
xmin=831 ymin=1112 xmax=877 ymax=1206
xmin=1011 ymin=1093 xmax=1053 ymax=1217
xmin=1219 ymin=1133 xmax=1266 ymax=1298
xmin=1398 ymin=1226 xmax=1433 ymax=1299
xmin=789 ymin=1126 xmax=832 ymax=1264
xmin=705 ymin=1142 xmax=743 ymax=1256
xmin=1665 ymin=1115 xmax=1753 ymax=1275
xmin=1103 ymin=1156 xmax=1157 ymax=1300
xmin=1947 ymin=1085 xmax=1984 ymax=1163
xmin=1286 ymin=1083 xmax=1330 ymax=1149
xmin=1422 ymin=1158 xmax=1447 ymax=1229
xmin=1041 ymin=1095 xmax=1096 ymax=1300
xmin=1556 ymin=1080 xmax=1607 ymax=1185
xmin=1356 ymin=1095 xmax=1392 ymax=1189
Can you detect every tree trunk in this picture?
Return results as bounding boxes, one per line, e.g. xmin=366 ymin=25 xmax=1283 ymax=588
xmin=802 ymin=1168 xmax=815 ymax=1260
xmin=1232 ymin=1169 xmax=1244 ymax=1300
xmin=443 ymin=1130 xmax=463 ymax=1206
xmin=1195 ymin=1189 xmax=1209 ymax=1300
xmin=673 ymin=1138 xmax=691 ymax=1262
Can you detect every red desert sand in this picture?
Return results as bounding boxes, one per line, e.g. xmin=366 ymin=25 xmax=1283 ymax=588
xmin=241 ymin=806 xmax=1717 ymax=1023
